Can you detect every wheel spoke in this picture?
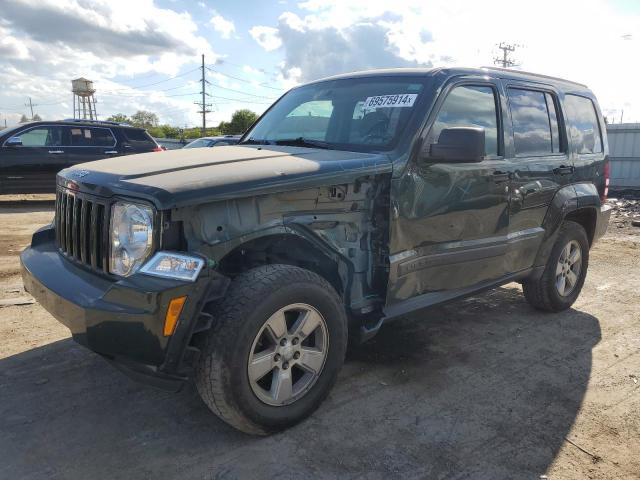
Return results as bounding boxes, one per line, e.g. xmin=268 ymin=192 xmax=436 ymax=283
xmin=556 ymin=275 xmax=566 ymax=295
xmin=248 ymin=351 xmax=275 ymax=382
xmin=271 ymin=367 xmax=293 ymax=403
xmin=298 ymin=347 xmax=325 ymax=374
xmin=566 ymin=269 xmax=578 ymax=288
xmin=563 ymin=243 xmax=571 ymax=261
xmin=556 ymin=261 xmax=564 ymax=275
xmin=291 ymin=309 xmax=322 ymax=339
xmin=265 ymin=311 xmax=288 ymax=341
xmin=569 ymin=247 xmax=581 ymax=266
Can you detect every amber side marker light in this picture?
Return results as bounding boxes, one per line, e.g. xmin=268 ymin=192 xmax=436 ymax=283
xmin=164 ymin=296 xmax=187 ymax=336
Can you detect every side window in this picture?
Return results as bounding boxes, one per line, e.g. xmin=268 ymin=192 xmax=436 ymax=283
xmin=88 ymin=128 xmax=115 ymax=147
xmin=564 ymin=95 xmax=603 ymax=154
xmin=432 ymin=85 xmax=499 ymax=156
xmin=508 ymin=88 xmax=563 ymax=156
xmin=122 ymin=129 xmax=156 ymax=148
xmin=68 ymin=127 xmax=115 ymax=147
xmin=273 ymin=100 xmax=333 ymax=141
xmin=17 ymin=127 xmax=64 ymax=147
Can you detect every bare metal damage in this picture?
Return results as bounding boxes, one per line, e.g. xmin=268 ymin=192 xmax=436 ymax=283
xmin=172 ymin=175 xmax=391 ymax=316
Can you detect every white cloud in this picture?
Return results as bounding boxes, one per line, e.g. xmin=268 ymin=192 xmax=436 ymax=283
xmin=0 ymin=0 xmax=220 ymax=127
xmin=210 ymin=14 xmax=235 ymax=39
xmin=250 ymin=0 xmax=640 ymax=122
xmin=249 ymin=26 xmax=282 ymax=51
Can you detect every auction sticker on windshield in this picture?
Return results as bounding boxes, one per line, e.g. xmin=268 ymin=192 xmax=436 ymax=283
xmin=363 ymin=94 xmax=417 ymax=108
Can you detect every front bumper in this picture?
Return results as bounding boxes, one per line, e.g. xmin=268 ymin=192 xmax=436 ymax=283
xmin=21 ymin=226 xmax=229 ymax=390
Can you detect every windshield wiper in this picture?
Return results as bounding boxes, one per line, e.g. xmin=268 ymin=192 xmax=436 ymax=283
xmin=274 ymin=137 xmax=332 ymax=149
xmin=240 ymin=138 xmax=270 ymax=145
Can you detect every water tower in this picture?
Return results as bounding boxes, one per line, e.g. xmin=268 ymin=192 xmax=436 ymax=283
xmin=71 ymin=77 xmax=98 ymax=120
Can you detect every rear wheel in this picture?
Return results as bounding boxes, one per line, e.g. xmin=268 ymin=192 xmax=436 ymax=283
xmin=522 ymin=220 xmax=589 ymax=312
xmin=195 ymin=264 xmax=347 ymax=435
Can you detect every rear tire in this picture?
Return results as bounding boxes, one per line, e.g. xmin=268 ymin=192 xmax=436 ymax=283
xmin=195 ymin=264 xmax=348 ymax=435
xmin=522 ymin=220 xmax=589 ymax=312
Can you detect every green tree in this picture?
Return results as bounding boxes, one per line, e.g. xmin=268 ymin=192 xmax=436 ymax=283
xmin=19 ymin=114 xmax=29 ymax=123
xmin=130 ymin=110 xmax=159 ymax=129
xmin=221 ymin=109 xmax=258 ymax=134
xmin=32 ymin=113 xmax=42 ymax=121
xmin=106 ymin=113 xmax=130 ymax=123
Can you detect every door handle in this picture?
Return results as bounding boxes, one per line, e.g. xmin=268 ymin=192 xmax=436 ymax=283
xmin=492 ymin=171 xmax=510 ymax=183
xmin=553 ymin=165 xmax=574 ymax=175
xmin=104 ymin=150 xmax=118 ymax=154
xmin=48 ymin=150 xmax=64 ymax=154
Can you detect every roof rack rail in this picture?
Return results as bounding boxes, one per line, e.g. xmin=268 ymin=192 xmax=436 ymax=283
xmin=479 ymin=66 xmax=588 ymax=88
xmin=62 ymin=118 xmax=124 ymax=126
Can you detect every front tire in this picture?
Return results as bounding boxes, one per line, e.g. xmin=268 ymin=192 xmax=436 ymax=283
xmin=522 ymin=220 xmax=590 ymax=312
xmin=195 ymin=264 xmax=348 ymax=435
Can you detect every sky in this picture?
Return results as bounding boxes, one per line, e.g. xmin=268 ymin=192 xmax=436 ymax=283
xmin=1 ymin=0 xmax=639 ymax=129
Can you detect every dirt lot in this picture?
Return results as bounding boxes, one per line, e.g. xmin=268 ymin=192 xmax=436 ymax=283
xmin=1 ymin=195 xmax=638 ymax=480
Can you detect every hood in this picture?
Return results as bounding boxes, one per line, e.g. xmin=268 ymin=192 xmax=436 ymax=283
xmin=58 ymin=145 xmax=392 ymax=209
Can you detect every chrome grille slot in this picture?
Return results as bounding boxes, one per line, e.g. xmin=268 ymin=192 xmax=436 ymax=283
xmin=55 ymin=188 xmax=108 ymax=272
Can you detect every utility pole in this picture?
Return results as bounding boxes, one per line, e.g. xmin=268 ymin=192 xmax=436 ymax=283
xmin=25 ymin=97 xmax=37 ymax=120
xmin=195 ymin=54 xmax=212 ymax=136
xmin=494 ymin=43 xmax=519 ymax=68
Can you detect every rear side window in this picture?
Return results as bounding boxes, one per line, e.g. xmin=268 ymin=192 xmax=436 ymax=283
xmin=68 ymin=127 xmax=115 ymax=147
xmin=431 ymin=85 xmax=499 ymax=156
xmin=508 ymin=88 xmax=562 ymax=156
xmin=564 ymin=95 xmax=603 ymax=154
xmin=122 ymin=128 xmax=156 ymax=147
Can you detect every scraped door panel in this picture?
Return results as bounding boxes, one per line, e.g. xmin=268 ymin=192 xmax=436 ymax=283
xmin=387 ymin=82 xmax=511 ymax=305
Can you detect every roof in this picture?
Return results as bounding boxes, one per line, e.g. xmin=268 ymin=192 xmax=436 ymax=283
xmin=8 ymin=119 xmax=143 ymax=129
xmin=302 ymin=66 xmax=590 ymax=91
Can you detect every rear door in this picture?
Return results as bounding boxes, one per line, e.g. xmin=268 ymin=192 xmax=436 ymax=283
xmin=0 ymin=125 xmax=67 ymax=193
xmin=65 ymin=126 xmax=119 ymax=165
xmin=503 ymin=84 xmax=571 ymax=273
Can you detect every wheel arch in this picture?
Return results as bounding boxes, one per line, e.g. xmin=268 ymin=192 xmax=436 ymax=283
xmin=533 ymin=183 xmax=599 ymax=268
xmin=216 ymin=229 xmax=352 ymax=304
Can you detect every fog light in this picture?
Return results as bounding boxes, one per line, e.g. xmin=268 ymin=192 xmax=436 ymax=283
xmin=164 ymin=296 xmax=187 ymax=336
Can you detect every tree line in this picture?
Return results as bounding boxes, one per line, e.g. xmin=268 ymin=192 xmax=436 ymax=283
xmin=105 ymin=109 xmax=259 ymax=140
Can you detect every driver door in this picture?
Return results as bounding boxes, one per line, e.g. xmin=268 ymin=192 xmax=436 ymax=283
xmin=1 ymin=125 xmax=68 ymax=193
xmin=386 ymin=80 xmax=512 ymax=311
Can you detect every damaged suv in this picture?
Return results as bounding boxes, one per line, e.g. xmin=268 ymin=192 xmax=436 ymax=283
xmin=22 ymin=68 xmax=611 ymax=435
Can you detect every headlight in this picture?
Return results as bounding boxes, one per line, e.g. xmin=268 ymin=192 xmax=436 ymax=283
xmin=109 ymin=201 xmax=154 ymax=276
xmin=140 ymin=252 xmax=205 ymax=282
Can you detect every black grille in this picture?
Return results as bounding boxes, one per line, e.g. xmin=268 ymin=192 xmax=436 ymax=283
xmin=55 ymin=188 xmax=108 ymax=272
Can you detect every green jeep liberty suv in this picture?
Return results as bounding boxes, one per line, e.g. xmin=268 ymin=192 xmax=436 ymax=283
xmin=22 ymin=67 xmax=611 ymax=434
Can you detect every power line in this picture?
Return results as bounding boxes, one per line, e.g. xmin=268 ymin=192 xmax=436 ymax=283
xmin=206 ymin=66 xmax=285 ymax=91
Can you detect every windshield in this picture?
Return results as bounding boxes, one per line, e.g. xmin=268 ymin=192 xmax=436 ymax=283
xmin=243 ymin=77 xmax=427 ymax=152
xmin=184 ymin=138 xmax=215 ymax=149
xmin=0 ymin=125 xmax=18 ymax=137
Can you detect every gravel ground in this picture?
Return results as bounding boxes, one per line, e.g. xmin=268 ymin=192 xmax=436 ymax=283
xmin=0 ymin=195 xmax=638 ymax=480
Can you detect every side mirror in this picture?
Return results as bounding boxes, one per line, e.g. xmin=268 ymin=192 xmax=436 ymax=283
xmin=425 ymin=127 xmax=485 ymax=163
xmin=5 ymin=136 xmax=22 ymax=147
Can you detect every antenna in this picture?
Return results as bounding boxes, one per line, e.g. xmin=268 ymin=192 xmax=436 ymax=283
xmin=493 ymin=43 xmax=520 ymax=68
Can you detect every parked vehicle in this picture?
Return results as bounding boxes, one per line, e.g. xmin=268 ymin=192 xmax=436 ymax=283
xmin=183 ymin=135 xmax=241 ymax=149
xmin=22 ymin=67 xmax=611 ymax=435
xmin=0 ymin=119 xmax=161 ymax=193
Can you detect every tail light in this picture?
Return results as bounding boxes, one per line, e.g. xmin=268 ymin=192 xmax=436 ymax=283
xmin=601 ymin=159 xmax=610 ymax=202
xmin=153 ymin=146 xmax=164 ymax=152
